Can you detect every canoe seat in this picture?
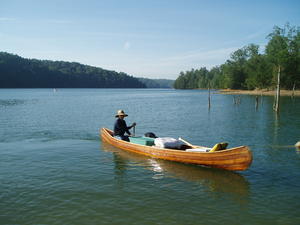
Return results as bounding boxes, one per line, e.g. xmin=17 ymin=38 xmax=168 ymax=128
xmin=209 ymin=142 xmax=228 ymax=152
xmin=129 ymin=136 xmax=155 ymax=146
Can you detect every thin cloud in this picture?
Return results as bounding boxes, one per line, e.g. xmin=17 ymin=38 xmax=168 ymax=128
xmin=158 ymin=47 xmax=239 ymax=66
xmin=123 ymin=41 xmax=131 ymax=50
xmin=0 ymin=17 xmax=17 ymax=22
xmin=114 ymin=47 xmax=240 ymax=78
xmin=245 ymin=30 xmax=267 ymax=40
xmin=0 ymin=17 xmax=72 ymax=24
xmin=44 ymin=19 xmax=73 ymax=24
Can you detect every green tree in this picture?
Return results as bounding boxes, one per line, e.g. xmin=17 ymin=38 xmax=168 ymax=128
xmin=265 ymin=23 xmax=300 ymax=89
xmin=244 ymin=44 xmax=273 ymax=89
xmin=223 ymin=47 xmax=250 ymax=89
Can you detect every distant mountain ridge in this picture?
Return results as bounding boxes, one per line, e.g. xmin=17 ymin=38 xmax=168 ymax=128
xmin=0 ymin=52 xmax=146 ymax=88
xmin=138 ymin=77 xmax=174 ymax=88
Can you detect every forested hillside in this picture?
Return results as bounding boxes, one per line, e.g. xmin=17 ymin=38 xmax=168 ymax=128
xmin=174 ymin=24 xmax=300 ymax=90
xmin=0 ymin=53 xmax=145 ymax=88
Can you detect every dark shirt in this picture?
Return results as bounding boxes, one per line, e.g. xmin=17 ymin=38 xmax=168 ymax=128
xmin=114 ymin=118 xmax=131 ymax=136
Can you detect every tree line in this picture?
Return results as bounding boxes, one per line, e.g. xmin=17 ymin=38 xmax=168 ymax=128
xmin=174 ymin=24 xmax=300 ymax=90
xmin=0 ymin=52 xmax=146 ymax=88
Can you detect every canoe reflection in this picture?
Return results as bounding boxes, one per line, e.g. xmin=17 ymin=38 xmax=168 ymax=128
xmin=101 ymin=143 xmax=250 ymax=197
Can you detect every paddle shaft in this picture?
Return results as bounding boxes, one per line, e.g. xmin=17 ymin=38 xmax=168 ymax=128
xmin=179 ymin=137 xmax=193 ymax=147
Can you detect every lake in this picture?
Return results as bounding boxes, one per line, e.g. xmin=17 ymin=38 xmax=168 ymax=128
xmin=1 ymin=88 xmax=300 ymax=225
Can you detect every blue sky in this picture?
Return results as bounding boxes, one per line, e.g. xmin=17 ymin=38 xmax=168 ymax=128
xmin=0 ymin=0 xmax=299 ymax=79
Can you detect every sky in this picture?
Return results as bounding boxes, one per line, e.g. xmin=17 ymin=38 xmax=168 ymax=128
xmin=0 ymin=0 xmax=299 ymax=79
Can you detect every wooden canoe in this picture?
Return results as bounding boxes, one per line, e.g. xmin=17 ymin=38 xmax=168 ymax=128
xmin=100 ymin=128 xmax=253 ymax=171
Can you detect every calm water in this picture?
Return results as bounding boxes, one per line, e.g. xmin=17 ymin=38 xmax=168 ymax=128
xmin=1 ymin=89 xmax=300 ymax=225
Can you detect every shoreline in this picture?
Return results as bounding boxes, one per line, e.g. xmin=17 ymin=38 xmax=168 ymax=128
xmin=218 ymin=89 xmax=300 ymax=97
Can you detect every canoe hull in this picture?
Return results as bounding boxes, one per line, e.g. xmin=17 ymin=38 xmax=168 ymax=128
xmin=100 ymin=128 xmax=252 ymax=171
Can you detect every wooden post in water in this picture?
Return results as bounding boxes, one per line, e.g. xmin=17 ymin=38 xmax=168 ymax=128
xmin=208 ymin=81 xmax=211 ymax=110
xmin=273 ymin=66 xmax=281 ymax=113
xmin=233 ymin=96 xmax=241 ymax=105
xmin=292 ymin=82 xmax=296 ymax=99
xmin=255 ymin=96 xmax=259 ymax=111
xmin=273 ymin=91 xmax=276 ymax=109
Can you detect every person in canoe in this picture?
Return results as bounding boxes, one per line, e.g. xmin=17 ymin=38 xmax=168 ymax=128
xmin=114 ymin=110 xmax=136 ymax=142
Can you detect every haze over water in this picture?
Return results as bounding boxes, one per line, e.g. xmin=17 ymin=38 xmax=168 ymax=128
xmin=1 ymin=89 xmax=299 ymax=225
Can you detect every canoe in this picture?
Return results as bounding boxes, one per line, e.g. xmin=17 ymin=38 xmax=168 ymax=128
xmin=100 ymin=128 xmax=253 ymax=171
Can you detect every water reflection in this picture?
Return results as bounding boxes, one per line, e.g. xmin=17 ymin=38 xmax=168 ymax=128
xmin=102 ymin=143 xmax=250 ymax=198
xmin=273 ymin=112 xmax=280 ymax=144
xmin=0 ymin=99 xmax=39 ymax=107
xmin=0 ymin=99 xmax=26 ymax=106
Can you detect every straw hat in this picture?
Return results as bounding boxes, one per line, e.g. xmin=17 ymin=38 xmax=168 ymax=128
xmin=115 ymin=110 xmax=128 ymax=118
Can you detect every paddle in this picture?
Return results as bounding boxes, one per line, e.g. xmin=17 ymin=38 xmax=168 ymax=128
xmin=131 ymin=122 xmax=136 ymax=137
xmin=178 ymin=137 xmax=193 ymax=147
